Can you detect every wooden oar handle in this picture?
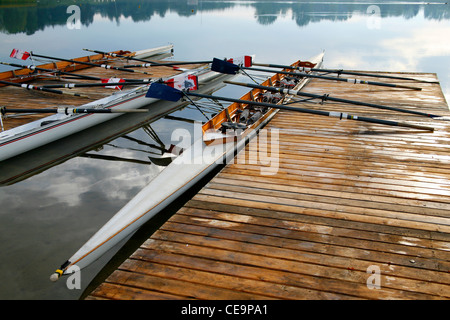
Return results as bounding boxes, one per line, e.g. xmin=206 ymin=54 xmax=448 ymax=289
xmin=397 ymin=122 xmax=435 ymax=132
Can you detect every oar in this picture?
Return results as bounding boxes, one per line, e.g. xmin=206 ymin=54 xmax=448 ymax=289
xmin=253 ymin=61 xmax=439 ymax=84
xmin=29 ymin=52 xmax=152 ymax=75
xmin=122 ymin=64 xmax=191 ymax=73
xmin=83 ymin=48 xmax=211 ymax=68
xmin=40 ymin=73 xmax=202 ymax=95
xmin=0 ymin=61 xmax=151 ymax=83
xmin=224 ymin=80 xmax=445 ymax=120
xmin=0 ymin=80 xmax=91 ymax=98
xmin=41 ymin=73 xmax=203 ymax=91
xmin=41 ymin=80 xmax=152 ymax=89
xmin=0 ymin=106 xmax=148 ymax=115
xmin=212 ymin=58 xmax=421 ymax=90
xmin=145 ymin=83 xmax=434 ymax=132
xmin=0 ymin=61 xmax=101 ymax=82
xmin=283 ymin=71 xmax=421 ymax=90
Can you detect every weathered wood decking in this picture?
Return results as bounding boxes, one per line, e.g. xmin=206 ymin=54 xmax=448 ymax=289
xmin=86 ymin=71 xmax=450 ymax=300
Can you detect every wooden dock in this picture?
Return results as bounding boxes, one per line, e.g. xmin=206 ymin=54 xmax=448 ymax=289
xmin=85 ymin=71 xmax=450 ymax=300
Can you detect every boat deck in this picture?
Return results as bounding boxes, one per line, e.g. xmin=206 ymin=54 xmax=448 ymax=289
xmin=0 ymin=52 xmax=202 ymax=131
xmin=86 ymin=71 xmax=450 ymax=300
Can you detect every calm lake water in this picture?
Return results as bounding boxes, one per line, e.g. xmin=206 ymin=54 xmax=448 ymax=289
xmin=0 ymin=0 xmax=449 ymax=300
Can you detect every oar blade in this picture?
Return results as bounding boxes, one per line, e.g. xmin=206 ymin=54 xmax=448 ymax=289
xmin=165 ymin=74 xmax=198 ymax=91
xmin=145 ymin=82 xmax=183 ymax=102
xmin=228 ymin=55 xmax=253 ymax=68
xmin=211 ymin=58 xmax=240 ymax=74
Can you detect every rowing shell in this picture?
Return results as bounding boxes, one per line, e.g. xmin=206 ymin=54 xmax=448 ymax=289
xmin=0 ymin=45 xmax=173 ymax=86
xmin=0 ymin=50 xmax=217 ymax=162
xmin=50 ymin=52 xmax=324 ymax=281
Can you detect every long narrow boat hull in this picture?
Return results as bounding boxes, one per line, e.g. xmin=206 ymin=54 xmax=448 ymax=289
xmin=0 ymin=45 xmax=174 ymax=86
xmin=0 ymin=59 xmax=217 ymax=162
xmin=51 ymin=52 xmax=324 ymax=279
xmin=0 ymin=75 xmax=231 ymax=186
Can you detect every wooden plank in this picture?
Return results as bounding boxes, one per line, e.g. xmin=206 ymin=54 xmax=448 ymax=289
xmin=181 ymin=197 xmax=450 ymax=257
xmin=191 ymin=191 xmax=450 ymax=234
xmin=211 ymin=176 xmax=450 ymax=214
xmin=138 ymin=236 xmax=445 ymax=299
xmin=105 ymin=267 xmax=274 ymax=300
xmin=205 ymin=178 xmax=450 ymax=220
xmin=198 ymin=187 xmax=450 ymax=231
xmin=185 ymin=198 xmax=450 ymax=243
xmin=172 ymin=208 xmax=450 ymax=266
xmin=240 ymin=152 xmax=450 ymax=187
xmin=161 ymin=216 xmax=449 ymax=277
xmin=220 ymin=166 xmax=450 ymax=204
xmin=127 ymin=249 xmax=360 ymax=299
xmin=118 ymin=255 xmax=352 ymax=300
xmin=88 ymin=282 xmax=188 ymax=300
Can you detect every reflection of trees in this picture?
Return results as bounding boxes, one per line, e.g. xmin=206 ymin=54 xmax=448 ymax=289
xmin=291 ymin=2 xmax=354 ymax=27
xmin=254 ymin=1 xmax=291 ymax=26
xmin=0 ymin=0 xmax=449 ymax=35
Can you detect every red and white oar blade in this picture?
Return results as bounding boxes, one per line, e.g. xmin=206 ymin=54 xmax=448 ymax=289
xmin=165 ymin=74 xmax=198 ymax=91
xmin=101 ymin=77 xmax=125 ymax=90
xmin=227 ymin=55 xmax=253 ymax=67
xmin=10 ymin=49 xmax=31 ymax=60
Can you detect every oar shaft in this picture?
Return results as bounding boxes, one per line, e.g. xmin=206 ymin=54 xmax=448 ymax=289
xmin=287 ymin=74 xmax=420 ymax=90
xmin=1 ymin=107 xmax=147 ymax=115
xmin=42 ymin=80 xmax=151 ymax=89
xmin=244 ymin=66 xmax=421 ymax=90
xmin=30 ymin=52 xmax=151 ymax=75
xmin=83 ymin=48 xmax=211 ymax=67
xmin=356 ymin=115 xmax=434 ymax=131
xmin=0 ymin=61 xmax=107 ymax=82
xmin=0 ymin=80 xmax=90 ymax=98
xmin=123 ymin=61 xmax=212 ymax=67
xmin=224 ymin=80 xmax=439 ymax=118
xmin=0 ymin=61 xmax=150 ymax=83
xmin=253 ymin=62 xmax=438 ymax=84
xmin=185 ymin=92 xmax=433 ymax=132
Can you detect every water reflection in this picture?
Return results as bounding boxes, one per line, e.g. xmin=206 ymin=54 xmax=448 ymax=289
xmin=0 ymin=106 xmax=202 ymax=299
xmin=0 ymin=95 xmax=215 ymax=186
xmin=1 ymin=0 xmax=448 ymax=35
